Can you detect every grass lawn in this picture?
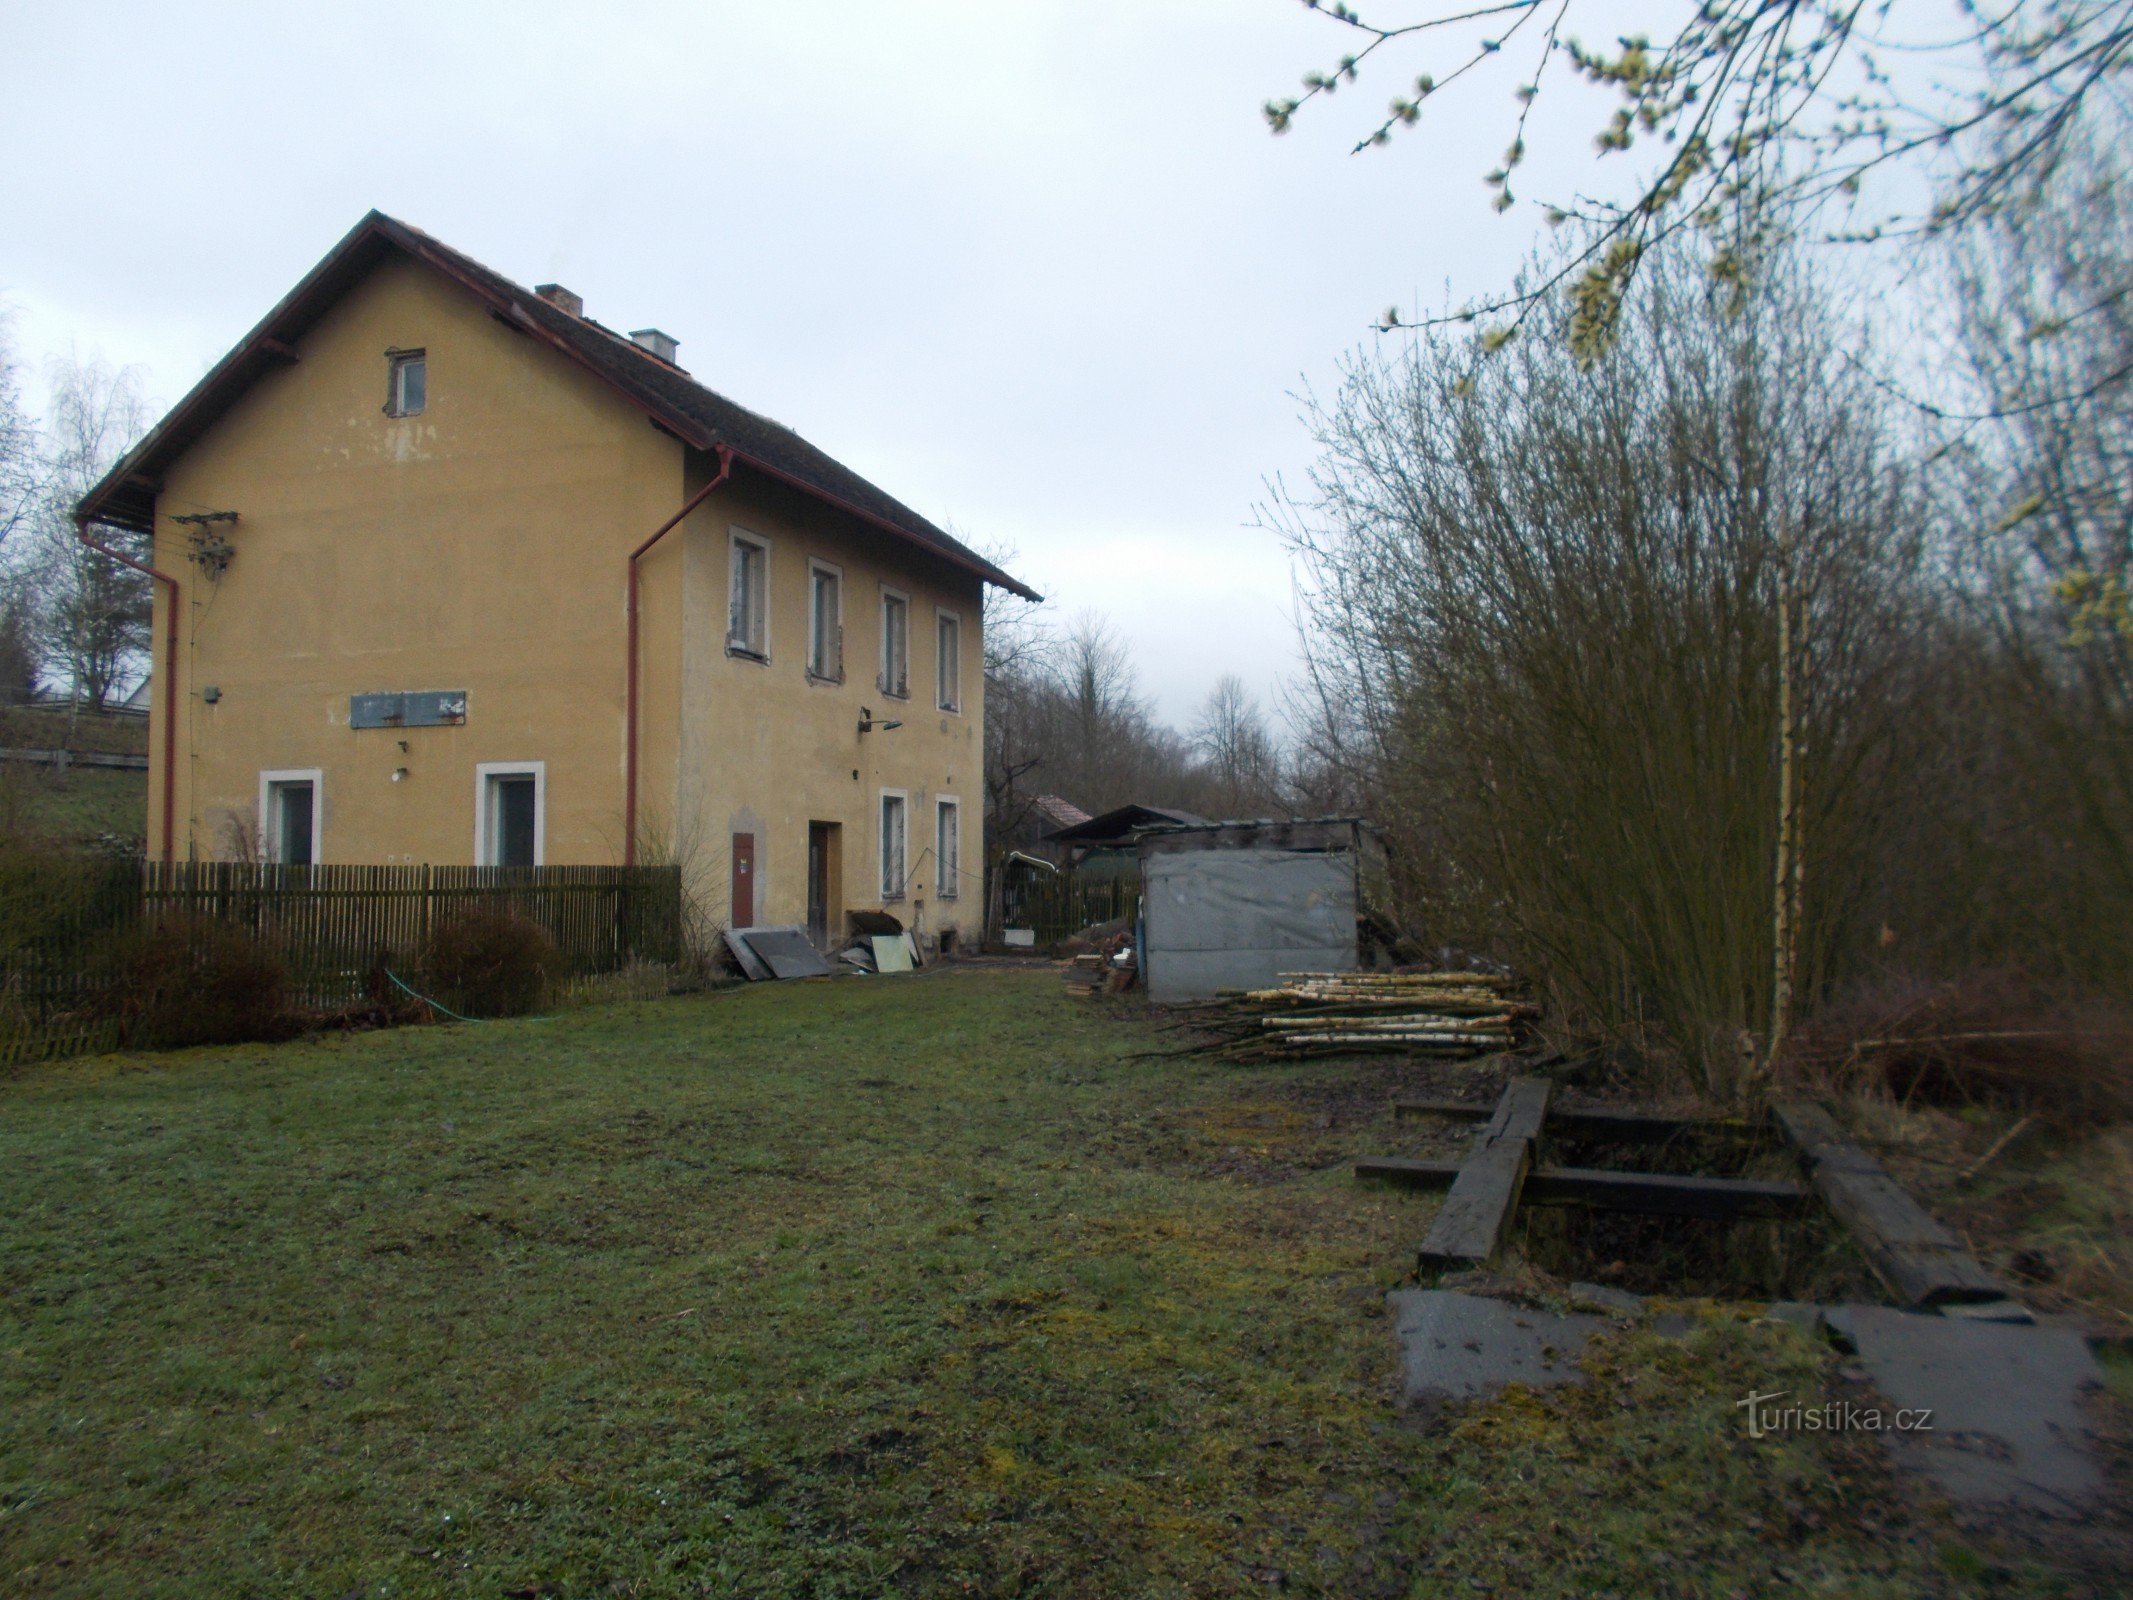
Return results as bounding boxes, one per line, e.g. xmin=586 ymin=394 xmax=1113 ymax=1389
xmin=0 ymin=968 xmax=2112 ymax=1597
xmin=0 ymin=764 xmax=146 ymax=845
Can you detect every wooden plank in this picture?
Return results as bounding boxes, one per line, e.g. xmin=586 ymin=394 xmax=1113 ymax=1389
xmin=1557 ymin=1106 xmax=1768 ymax=1143
xmin=1355 ymin=1155 xmax=1465 ymax=1186
xmin=1393 ymin=1096 xmax=1765 ymax=1143
xmin=1392 ymin=1096 xmax=1501 ymax=1121
xmin=1522 ymin=1165 xmax=1808 ymax=1220
xmin=1775 ymin=1100 xmax=2006 ymax=1307
xmin=1359 ymin=1157 xmax=1809 ymax=1220
xmin=1415 ymin=1076 xmax=1552 ymax=1271
xmin=1481 ymin=1076 xmax=1553 ymax=1143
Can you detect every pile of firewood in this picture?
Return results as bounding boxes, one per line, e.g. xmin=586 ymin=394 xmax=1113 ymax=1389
xmin=1161 ymin=971 xmax=1533 ymax=1062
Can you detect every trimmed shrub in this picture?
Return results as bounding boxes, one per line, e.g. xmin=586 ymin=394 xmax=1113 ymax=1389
xmin=422 ymin=907 xmax=559 ymax=1018
xmin=97 ymin=914 xmax=296 ymax=1050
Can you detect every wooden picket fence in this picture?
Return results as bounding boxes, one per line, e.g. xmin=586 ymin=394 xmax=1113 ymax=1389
xmin=0 ymin=860 xmax=684 ymax=1066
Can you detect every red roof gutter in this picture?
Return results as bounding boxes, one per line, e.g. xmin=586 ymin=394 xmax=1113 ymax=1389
xmin=624 ymin=445 xmax=733 ymax=865
xmin=76 ymin=515 xmax=180 ymax=864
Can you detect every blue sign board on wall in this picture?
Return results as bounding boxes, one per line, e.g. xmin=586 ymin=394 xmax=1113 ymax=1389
xmin=350 ymin=691 xmax=468 ymax=730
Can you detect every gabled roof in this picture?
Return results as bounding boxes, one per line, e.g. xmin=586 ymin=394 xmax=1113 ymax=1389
xmin=1044 ymin=802 xmax=1210 ymax=844
xmin=75 ymin=210 xmax=1040 ymax=601
xmin=1031 ymin=794 xmax=1092 ymax=831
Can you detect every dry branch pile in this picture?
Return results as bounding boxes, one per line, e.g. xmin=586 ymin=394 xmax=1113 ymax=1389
xmin=1166 ymin=971 xmax=1534 ymax=1062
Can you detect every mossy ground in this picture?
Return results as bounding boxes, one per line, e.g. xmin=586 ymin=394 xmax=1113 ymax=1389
xmin=0 ymin=969 xmax=2118 ymax=1596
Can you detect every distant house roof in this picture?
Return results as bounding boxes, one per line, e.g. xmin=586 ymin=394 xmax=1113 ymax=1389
xmin=1043 ymin=802 xmax=1210 ymax=845
xmin=74 ymin=210 xmax=1040 ymax=602
xmin=1031 ymin=795 xmax=1092 ymax=832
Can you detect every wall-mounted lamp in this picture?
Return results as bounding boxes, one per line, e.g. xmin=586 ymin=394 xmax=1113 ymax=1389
xmin=858 ymin=706 xmax=903 ymax=735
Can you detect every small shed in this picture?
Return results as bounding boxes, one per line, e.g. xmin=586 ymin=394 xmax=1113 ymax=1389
xmin=1045 ymin=802 xmax=1210 ymax=879
xmin=1136 ymin=818 xmax=1383 ymax=1004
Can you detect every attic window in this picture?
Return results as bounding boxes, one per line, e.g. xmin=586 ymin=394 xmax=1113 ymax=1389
xmin=386 ymin=350 xmax=426 ymax=417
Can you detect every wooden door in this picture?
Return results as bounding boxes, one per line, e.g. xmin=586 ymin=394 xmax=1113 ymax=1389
xmin=731 ymin=832 xmax=755 ymax=928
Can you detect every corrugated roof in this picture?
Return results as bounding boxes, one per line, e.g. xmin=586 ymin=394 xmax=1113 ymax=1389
xmin=1044 ymin=802 xmax=1211 ymax=843
xmin=75 ymin=211 xmax=1040 ymax=601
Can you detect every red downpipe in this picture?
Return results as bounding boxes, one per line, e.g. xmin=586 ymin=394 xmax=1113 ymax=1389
xmin=76 ymin=515 xmax=181 ymax=865
xmin=624 ymin=445 xmax=733 ymax=865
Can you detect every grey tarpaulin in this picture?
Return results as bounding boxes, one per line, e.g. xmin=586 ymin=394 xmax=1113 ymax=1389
xmin=1140 ymin=846 xmax=1357 ymax=1002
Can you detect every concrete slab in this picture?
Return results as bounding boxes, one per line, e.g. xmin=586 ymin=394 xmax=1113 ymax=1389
xmin=1762 ymin=1301 xmax=1827 ymax=1339
xmin=1937 ymin=1298 xmax=2035 ymax=1325
xmin=1566 ymin=1281 xmax=1644 ymax=1315
xmin=1842 ymin=1305 xmax=2106 ymax=1514
xmin=1823 ymin=1303 xmax=1859 ymax=1351
xmin=1388 ymin=1290 xmax=1606 ymax=1404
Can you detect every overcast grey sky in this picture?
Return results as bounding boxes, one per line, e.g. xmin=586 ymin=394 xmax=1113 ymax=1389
xmin=3 ymin=0 xmax=1636 ymax=727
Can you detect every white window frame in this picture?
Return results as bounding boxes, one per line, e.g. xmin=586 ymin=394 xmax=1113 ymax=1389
xmin=879 ymin=787 xmax=909 ymax=902
xmin=935 ymin=794 xmax=960 ymax=899
xmin=935 ymin=607 xmax=962 ymax=714
xmin=806 ymin=558 xmax=844 ymax=682
xmin=259 ymin=768 xmax=324 ymax=866
xmin=474 ymin=760 xmax=547 ymax=867
xmin=728 ymin=528 xmax=771 ymax=662
xmin=879 ymin=586 xmax=910 ymax=699
xmin=386 ymin=349 xmax=426 ymax=418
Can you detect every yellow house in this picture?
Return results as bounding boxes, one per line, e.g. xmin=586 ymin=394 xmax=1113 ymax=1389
xmin=75 ymin=211 xmax=1037 ymax=951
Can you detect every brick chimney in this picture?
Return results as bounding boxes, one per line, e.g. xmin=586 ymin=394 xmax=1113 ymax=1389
xmin=535 ymin=283 xmax=583 ymax=317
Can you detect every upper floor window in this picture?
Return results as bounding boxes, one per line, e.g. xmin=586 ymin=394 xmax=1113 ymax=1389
xmin=879 ymin=589 xmax=909 ymax=698
xmin=880 ymin=790 xmax=908 ymax=901
xmin=729 ymin=532 xmax=769 ymax=660
xmin=808 ymin=561 xmax=843 ymax=681
xmin=936 ymin=609 xmax=961 ymax=713
xmin=386 ymin=349 xmax=426 ymax=417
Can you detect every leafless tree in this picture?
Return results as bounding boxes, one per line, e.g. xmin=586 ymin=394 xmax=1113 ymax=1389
xmin=1912 ymin=114 xmax=2133 ymax=981
xmin=0 ymin=317 xmax=46 ymax=699
xmin=36 ymin=356 xmax=151 ymax=712
xmin=1192 ymin=673 xmax=1283 ymax=817
xmin=1270 ymin=229 xmax=1933 ymax=1095
xmin=1267 ymin=0 xmax=2133 ymax=353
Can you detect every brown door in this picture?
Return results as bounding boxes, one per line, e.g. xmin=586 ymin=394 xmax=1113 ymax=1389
xmin=731 ymin=832 xmax=755 ymax=928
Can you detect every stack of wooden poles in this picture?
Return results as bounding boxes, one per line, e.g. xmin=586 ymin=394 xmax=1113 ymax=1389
xmin=1171 ymin=970 xmax=1532 ymax=1062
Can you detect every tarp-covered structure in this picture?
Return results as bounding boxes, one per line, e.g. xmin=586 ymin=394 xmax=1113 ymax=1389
xmin=1137 ymin=818 xmax=1383 ymax=1003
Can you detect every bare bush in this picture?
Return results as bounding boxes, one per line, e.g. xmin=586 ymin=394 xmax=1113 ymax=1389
xmin=1272 ymin=236 xmax=1933 ymax=1096
xmin=1789 ymin=970 xmax=2133 ymax=1128
xmin=96 ymin=914 xmax=295 ymax=1051
xmin=421 ymin=908 xmax=559 ymax=1018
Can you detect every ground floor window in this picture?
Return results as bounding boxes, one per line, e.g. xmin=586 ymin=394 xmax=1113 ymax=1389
xmin=476 ymin=762 xmax=545 ymax=867
xmin=259 ymin=769 xmax=322 ymax=865
xmin=935 ymin=797 xmax=959 ymax=898
xmin=880 ymin=790 xmax=907 ymax=901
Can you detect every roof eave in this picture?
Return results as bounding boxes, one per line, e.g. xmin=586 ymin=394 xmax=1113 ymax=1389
xmin=75 ymin=211 xmax=1045 ymax=604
